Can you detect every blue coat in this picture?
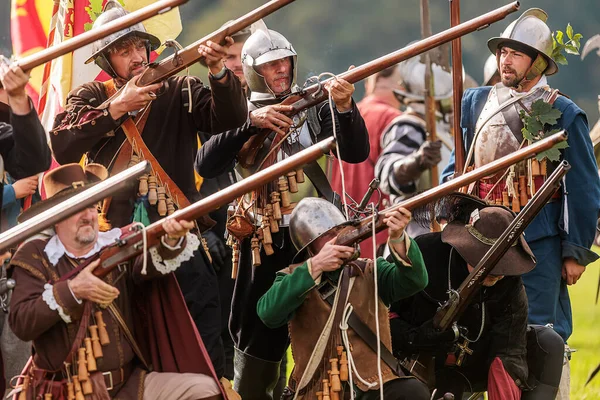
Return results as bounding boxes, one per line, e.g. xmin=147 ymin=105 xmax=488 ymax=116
xmin=442 ymin=87 xmax=600 ymax=267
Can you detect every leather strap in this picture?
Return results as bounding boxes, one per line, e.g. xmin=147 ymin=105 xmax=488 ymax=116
xmin=107 ymin=302 xmax=151 ymax=370
xmin=323 ymin=281 xmax=404 ymax=377
xmin=103 ymin=80 xmax=215 ymax=231
xmin=495 ymin=83 xmax=525 ymax=143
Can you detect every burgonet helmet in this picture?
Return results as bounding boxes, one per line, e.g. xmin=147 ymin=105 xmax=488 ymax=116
xmin=393 ymin=49 xmax=453 ymax=102
xmin=289 ymin=198 xmax=352 ymax=261
xmin=85 ymin=1 xmax=161 ymax=78
xmin=241 ymin=29 xmax=297 ymax=102
xmin=487 ymin=8 xmax=558 ymax=77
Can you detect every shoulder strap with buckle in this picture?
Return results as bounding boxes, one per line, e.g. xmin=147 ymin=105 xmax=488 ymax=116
xmin=102 ymin=80 xmax=215 ymax=232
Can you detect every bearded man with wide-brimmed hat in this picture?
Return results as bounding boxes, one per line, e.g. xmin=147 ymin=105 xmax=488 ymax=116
xmin=390 ymin=199 xmax=565 ymax=399
xmin=8 ymin=163 xmax=231 ymax=399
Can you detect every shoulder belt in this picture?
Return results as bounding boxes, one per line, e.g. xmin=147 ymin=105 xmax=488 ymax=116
xmin=321 ymin=260 xmax=404 ymax=377
xmin=102 ymin=81 xmax=215 ymax=232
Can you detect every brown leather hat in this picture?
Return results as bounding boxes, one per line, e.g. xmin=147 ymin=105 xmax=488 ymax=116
xmin=441 ymin=206 xmax=536 ymax=276
xmin=18 ymin=163 xmax=108 ymax=223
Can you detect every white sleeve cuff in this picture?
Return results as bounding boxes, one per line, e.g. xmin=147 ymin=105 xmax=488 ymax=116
xmin=388 ymin=233 xmax=412 ymax=267
xmin=150 ymin=232 xmax=200 ymax=274
xmin=42 ymin=283 xmax=72 ymax=323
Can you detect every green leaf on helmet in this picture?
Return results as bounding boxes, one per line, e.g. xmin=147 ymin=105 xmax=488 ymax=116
xmin=566 ymin=24 xmax=574 ymax=40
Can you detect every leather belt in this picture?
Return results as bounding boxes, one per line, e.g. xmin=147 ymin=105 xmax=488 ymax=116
xmin=103 ymin=362 xmax=133 ymax=391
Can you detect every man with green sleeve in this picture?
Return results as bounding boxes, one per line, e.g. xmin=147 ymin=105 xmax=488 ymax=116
xmin=257 ymin=198 xmax=430 ymax=400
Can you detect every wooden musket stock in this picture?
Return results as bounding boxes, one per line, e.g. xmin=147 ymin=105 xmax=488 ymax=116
xmin=14 ymin=0 xmax=187 ymax=72
xmin=0 ymin=162 xmax=150 ymax=253
xmin=136 ymin=0 xmax=297 ymax=86
xmin=311 ymin=131 xmax=566 ymax=252
xmin=91 ymin=138 xmax=334 ymax=278
xmin=432 ymin=161 xmax=570 ymax=331
xmin=238 ymin=1 xmax=520 ymax=167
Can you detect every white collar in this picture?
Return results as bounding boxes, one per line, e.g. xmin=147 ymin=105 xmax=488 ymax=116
xmin=44 ymin=228 xmax=122 ymax=266
xmin=509 ymin=75 xmax=549 ymax=97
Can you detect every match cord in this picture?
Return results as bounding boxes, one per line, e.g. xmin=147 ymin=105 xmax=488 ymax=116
xmin=310 ymin=72 xmax=349 ymax=218
xmin=371 ymin=206 xmax=384 ymax=400
xmin=131 ymin=222 xmax=148 ymax=275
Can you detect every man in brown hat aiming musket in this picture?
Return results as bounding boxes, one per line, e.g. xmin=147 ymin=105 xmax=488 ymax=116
xmin=390 ymin=199 xmax=565 ymax=399
xmin=9 ymin=163 xmax=226 ymax=399
xmin=195 ymin=28 xmax=369 ymax=399
xmin=440 ymin=9 xmax=600 ymax=396
xmin=50 ymin=1 xmax=247 ymax=380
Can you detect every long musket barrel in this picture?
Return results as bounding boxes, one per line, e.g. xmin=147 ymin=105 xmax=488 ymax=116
xmin=433 ymin=160 xmax=571 ymax=331
xmin=0 ymin=162 xmax=150 ymax=253
xmin=136 ymin=0 xmax=297 ymax=86
xmin=288 ymin=2 xmax=519 ymax=112
xmin=332 ymin=131 xmax=566 ymax=247
xmin=238 ymin=2 xmax=520 ymax=167
xmin=92 ymin=138 xmax=335 ymax=278
xmin=15 ymin=0 xmax=188 ymax=72
xmin=450 ymin=0 xmax=466 ymax=175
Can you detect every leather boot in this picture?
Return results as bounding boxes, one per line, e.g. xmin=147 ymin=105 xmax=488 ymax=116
xmin=522 ymin=383 xmax=559 ymax=400
xmin=233 ymin=348 xmax=281 ymax=400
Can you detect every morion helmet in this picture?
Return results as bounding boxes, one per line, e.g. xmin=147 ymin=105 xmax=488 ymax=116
xmin=487 ymin=8 xmax=558 ymax=76
xmin=241 ymin=29 xmax=297 ymax=102
xmin=84 ymin=1 xmax=161 ymax=78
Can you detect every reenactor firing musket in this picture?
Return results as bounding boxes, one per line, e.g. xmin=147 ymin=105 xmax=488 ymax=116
xmin=238 ymin=1 xmax=521 ymax=168
xmin=0 ymin=0 xmax=187 ymax=83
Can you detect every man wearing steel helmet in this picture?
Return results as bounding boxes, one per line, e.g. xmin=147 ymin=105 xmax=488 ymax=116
xmin=374 ymin=51 xmax=454 ymax=237
xmin=257 ymin=200 xmax=430 ymax=400
xmin=50 ymin=1 xmax=247 ymax=382
xmin=196 ymin=28 xmax=369 ymax=399
xmin=441 ymin=9 xmax=600 ymax=395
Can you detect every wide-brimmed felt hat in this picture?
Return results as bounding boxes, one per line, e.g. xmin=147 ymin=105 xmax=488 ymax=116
xmin=18 ymin=163 xmax=109 ymax=223
xmin=441 ymin=206 xmax=536 ymax=276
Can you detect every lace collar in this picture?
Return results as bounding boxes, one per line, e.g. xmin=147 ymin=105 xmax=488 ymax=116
xmin=44 ymin=228 xmax=122 ymax=266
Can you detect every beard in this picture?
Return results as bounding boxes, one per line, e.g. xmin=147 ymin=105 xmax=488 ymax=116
xmin=271 ymin=75 xmax=290 ymax=94
xmin=75 ymin=224 xmax=97 ymax=246
xmin=500 ymin=66 xmax=526 ymax=88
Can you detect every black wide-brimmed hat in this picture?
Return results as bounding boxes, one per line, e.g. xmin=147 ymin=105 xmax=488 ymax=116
xmin=441 ymin=206 xmax=536 ymax=276
xmin=18 ymin=163 xmax=108 ymax=223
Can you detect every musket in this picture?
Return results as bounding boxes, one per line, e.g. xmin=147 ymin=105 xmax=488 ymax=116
xmin=304 ymin=131 xmax=566 ymax=254
xmin=420 ymin=0 xmax=439 ymax=186
xmin=432 ymin=160 xmax=570 ymax=331
xmin=85 ymin=138 xmax=334 ymax=278
xmin=238 ymin=1 xmax=521 ymax=168
xmin=11 ymin=0 xmax=187 ymax=73
xmin=0 ymin=162 xmax=150 ymax=253
xmin=136 ymin=0 xmax=297 ymax=86
xmin=450 ymin=0 xmax=466 ymax=175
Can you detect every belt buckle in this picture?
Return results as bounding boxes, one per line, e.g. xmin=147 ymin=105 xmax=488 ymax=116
xmin=103 ymin=371 xmax=114 ymax=391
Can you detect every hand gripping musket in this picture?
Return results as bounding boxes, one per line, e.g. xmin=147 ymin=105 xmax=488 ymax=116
xmin=432 ymin=160 xmax=570 ymax=332
xmin=86 ymin=138 xmax=334 ymax=278
xmin=237 ymin=1 xmax=521 ymax=168
xmin=0 ymin=162 xmax=150 ymax=253
xmin=134 ymin=0 xmax=297 ymax=87
xmin=303 ymin=131 xmax=565 ymax=254
xmin=2 ymin=0 xmax=187 ymax=75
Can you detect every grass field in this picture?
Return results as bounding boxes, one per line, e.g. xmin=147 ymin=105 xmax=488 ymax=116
xmin=568 ymin=250 xmax=600 ymax=399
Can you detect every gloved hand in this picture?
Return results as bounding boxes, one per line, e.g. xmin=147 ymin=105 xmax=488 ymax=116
xmin=203 ymin=231 xmax=229 ymax=272
xmin=416 ymin=140 xmax=442 ymax=169
xmin=392 ymin=140 xmax=443 ymax=185
xmin=409 ymin=319 xmax=460 ymax=351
